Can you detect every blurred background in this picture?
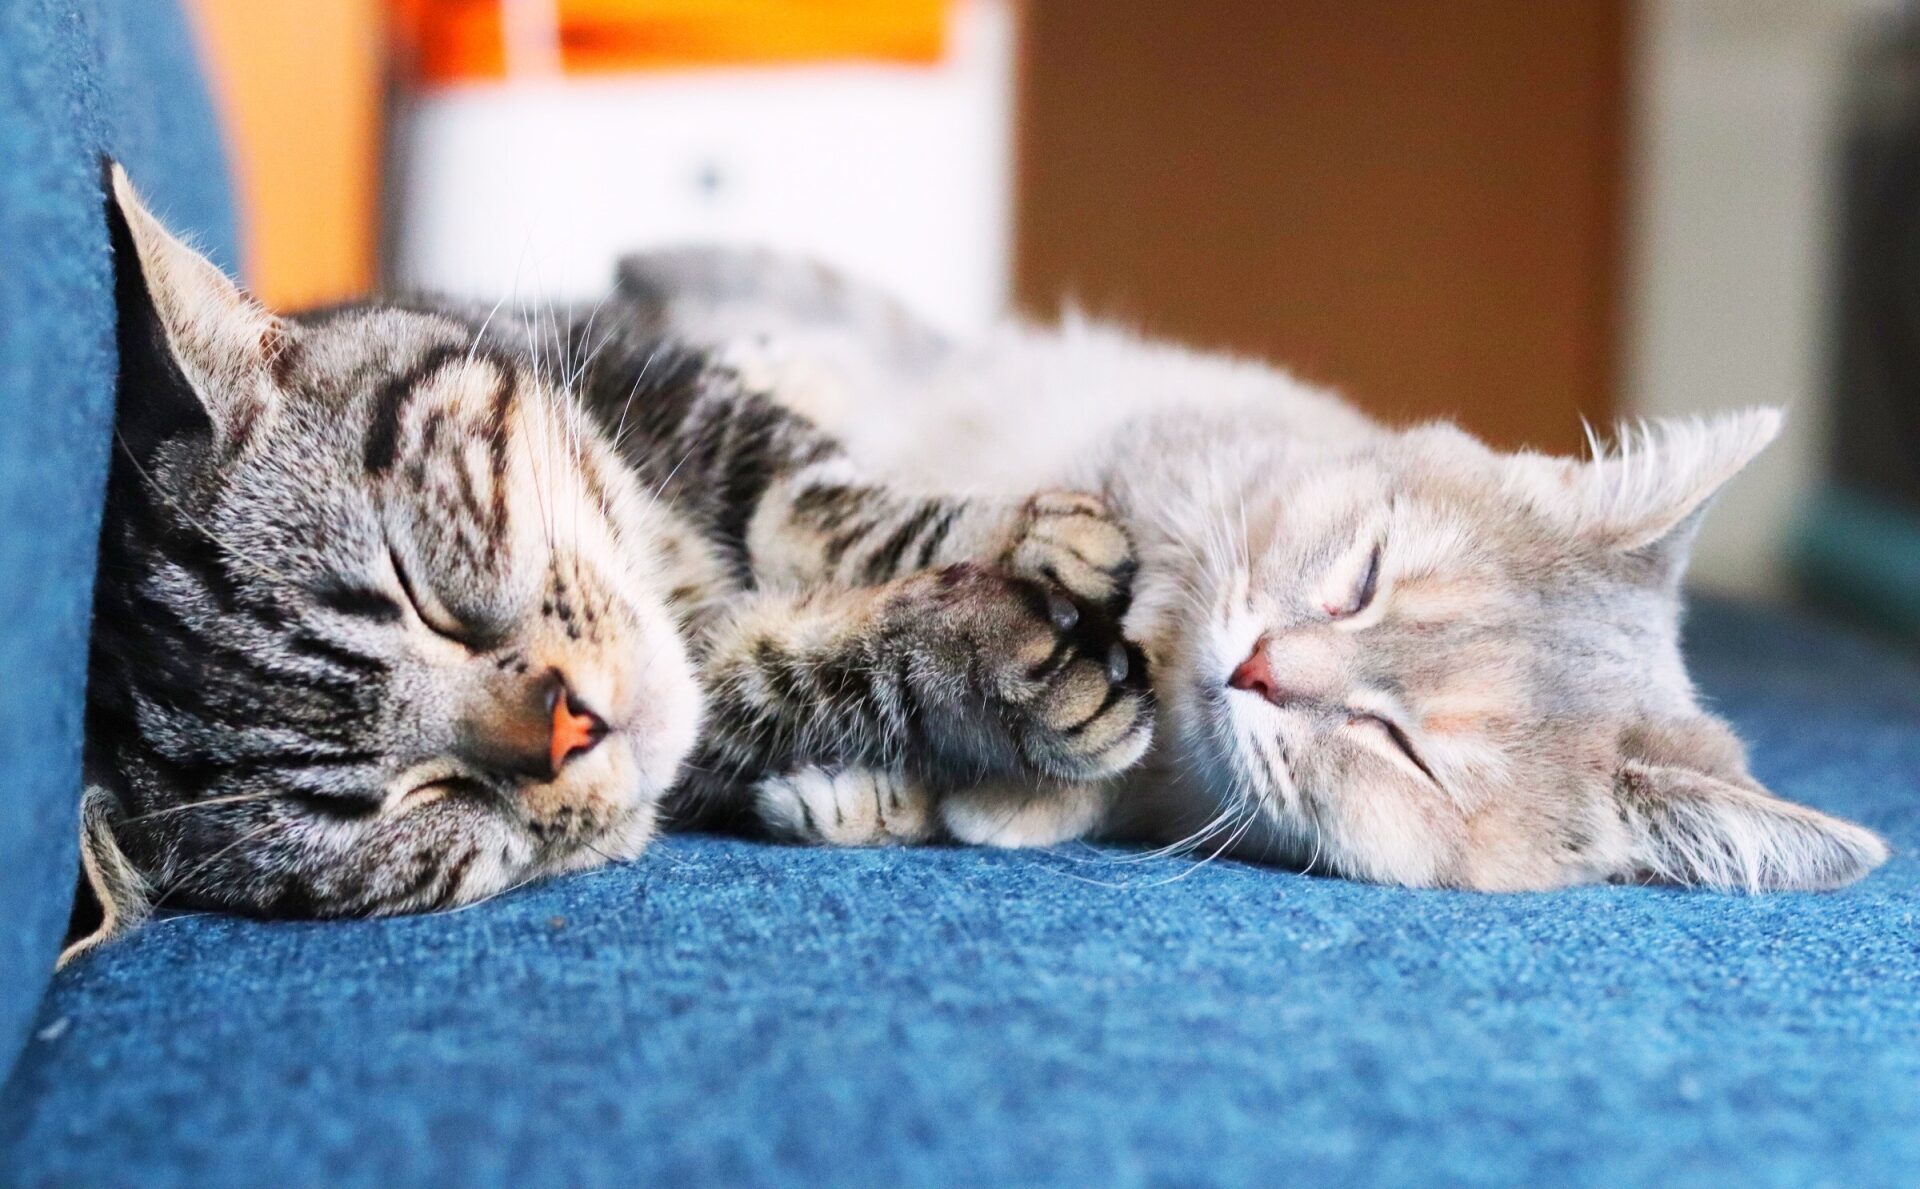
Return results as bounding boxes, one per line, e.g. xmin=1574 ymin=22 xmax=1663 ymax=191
xmin=183 ymin=0 xmax=1918 ymax=638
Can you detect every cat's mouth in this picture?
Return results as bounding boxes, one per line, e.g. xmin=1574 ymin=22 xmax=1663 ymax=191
xmin=542 ymin=796 xmax=660 ymax=870
xmin=1190 ymin=678 xmax=1299 ymax=820
xmin=1186 ymin=680 xmax=1354 ymax=879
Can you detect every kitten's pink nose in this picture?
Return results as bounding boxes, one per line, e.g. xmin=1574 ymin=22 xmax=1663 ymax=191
xmin=548 ymin=680 xmax=608 ymax=775
xmin=1228 ymin=642 xmax=1278 ymax=702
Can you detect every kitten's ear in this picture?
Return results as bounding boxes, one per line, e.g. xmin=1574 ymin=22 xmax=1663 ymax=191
xmin=1609 ymin=720 xmax=1887 ymax=891
xmin=1510 ymin=409 xmax=1782 ymax=567
xmin=58 ymin=785 xmax=153 ymax=968
xmin=107 ymin=161 xmax=280 ymax=454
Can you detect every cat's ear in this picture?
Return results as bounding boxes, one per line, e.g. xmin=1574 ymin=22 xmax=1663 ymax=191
xmin=58 ymin=785 xmax=153 ymax=968
xmin=1607 ymin=718 xmax=1887 ymax=891
xmin=1509 ymin=410 xmax=1781 ymax=569
xmin=107 ymin=161 xmax=281 ymax=454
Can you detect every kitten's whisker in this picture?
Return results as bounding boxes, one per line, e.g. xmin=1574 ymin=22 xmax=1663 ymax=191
xmin=607 ymin=344 xmax=662 ymax=460
xmin=518 ymin=299 xmax=558 ymax=558
xmin=564 ymin=292 xmax=618 ymax=392
xmin=466 ymin=290 xmax=510 ymax=363
xmin=426 ymin=864 xmax=550 ymax=918
xmin=648 ymin=441 xmax=702 ymax=505
xmin=555 ymin=298 xmax=586 ymax=570
xmin=115 ymin=791 xmax=282 ymax=827
xmin=1302 ymin=814 xmax=1325 ymax=878
xmin=509 ymin=304 xmax=559 ymax=564
xmin=538 ymin=300 xmax=563 ymax=556
xmin=111 ymin=433 xmax=298 ymax=590
xmin=1041 ymin=800 xmax=1237 ymax=868
xmin=151 ymin=816 xmax=284 ymax=912
xmin=1040 ymin=796 xmax=1253 ymax=889
xmin=1073 ymin=792 xmax=1261 ymax=891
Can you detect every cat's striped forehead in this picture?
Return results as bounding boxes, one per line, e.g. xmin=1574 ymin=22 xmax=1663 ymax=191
xmin=249 ymin=306 xmax=641 ymax=572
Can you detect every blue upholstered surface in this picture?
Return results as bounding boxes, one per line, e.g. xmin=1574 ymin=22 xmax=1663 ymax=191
xmin=0 ymin=0 xmax=236 ymax=1081
xmin=2 ymin=601 xmax=1915 ymax=1187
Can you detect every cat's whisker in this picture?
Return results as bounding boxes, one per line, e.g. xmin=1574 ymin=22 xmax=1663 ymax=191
xmin=647 ymin=440 xmax=702 ymax=505
xmin=424 ymin=863 xmax=550 ymax=918
xmin=564 ymin=291 xmax=619 ymax=393
xmin=150 ymin=816 xmax=285 ymax=913
xmin=518 ymin=298 xmax=560 ymax=558
xmin=512 ymin=392 xmax=557 ymax=566
xmin=465 ymin=289 xmax=510 ymax=363
xmin=509 ymin=306 xmax=559 ymax=564
xmin=1081 ymin=790 xmax=1262 ymax=891
xmin=574 ymin=836 xmax=627 ymax=869
xmin=1302 ymin=811 xmax=1326 ymax=878
xmin=1047 ymin=799 xmax=1239 ymax=868
xmin=606 ymin=343 xmax=662 ymax=460
xmin=556 ymin=298 xmax=589 ymax=571
xmin=111 ymin=434 xmax=298 ymax=590
xmin=1040 ymin=794 xmax=1256 ymax=889
xmin=115 ymin=791 xmax=283 ymax=827
xmin=537 ymin=299 xmax=565 ymax=558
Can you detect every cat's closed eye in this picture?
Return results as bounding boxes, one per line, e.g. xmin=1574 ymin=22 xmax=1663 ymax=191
xmin=1347 ymin=710 xmax=1441 ymax=788
xmin=315 ymin=579 xmax=404 ymax=624
xmin=1326 ymin=541 xmax=1383 ymax=620
xmin=387 ymin=546 xmax=483 ymax=649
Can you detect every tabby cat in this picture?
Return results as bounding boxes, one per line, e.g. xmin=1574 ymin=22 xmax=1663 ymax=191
xmin=618 ymin=246 xmax=1891 ymax=893
xmin=70 ymin=168 xmax=1152 ymax=958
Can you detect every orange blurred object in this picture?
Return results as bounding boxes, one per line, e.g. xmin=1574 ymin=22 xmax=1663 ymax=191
xmin=188 ymin=0 xmax=386 ymax=310
xmin=393 ymin=0 xmax=948 ymax=86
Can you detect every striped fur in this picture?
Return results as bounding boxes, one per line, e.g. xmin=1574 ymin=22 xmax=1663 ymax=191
xmin=77 ymin=169 xmax=1152 ymax=945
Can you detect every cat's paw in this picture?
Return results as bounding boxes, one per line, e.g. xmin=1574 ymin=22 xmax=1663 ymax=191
xmin=940 ymin=780 xmax=1111 ymax=848
xmin=755 ymin=766 xmax=936 ymax=846
xmin=1005 ymin=491 xmax=1137 ymax=618
xmin=911 ymin=563 xmax=1153 ymax=782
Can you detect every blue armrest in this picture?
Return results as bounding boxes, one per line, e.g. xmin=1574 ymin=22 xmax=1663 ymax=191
xmin=0 ymin=0 xmax=235 ymax=1083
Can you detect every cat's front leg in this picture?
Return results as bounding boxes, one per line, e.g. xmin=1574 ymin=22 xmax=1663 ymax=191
xmin=753 ymin=462 xmax=1138 ymax=614
xmin=752 ymin=766 xmax=1110 ymax=850
xmin=999 ymin=490 xmax=1137 ymax=617
xmin=690 ymin=563 xmax=1153 ymax=809
xmin=938 ymin=779 xmax=1115 ymax=849
xmin=754 ymin=766 xmax=937 ymax=846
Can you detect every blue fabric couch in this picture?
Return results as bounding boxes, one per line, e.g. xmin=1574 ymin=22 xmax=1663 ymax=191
xmin=3 ymin=4 xmax=1917 ymax=1185
xmin=0 ymin=0 xmax=236 ymax=1087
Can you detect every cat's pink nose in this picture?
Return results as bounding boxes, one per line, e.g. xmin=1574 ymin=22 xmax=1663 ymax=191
xmin=1228 ymin=642 xmax=1277 ymax=702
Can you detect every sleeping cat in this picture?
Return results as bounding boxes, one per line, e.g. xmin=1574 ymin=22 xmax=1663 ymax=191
xmin=616 ymin=247 xmax=1891 ymax=892
xmin=71 ymin=168 xmax=1152 ymax=957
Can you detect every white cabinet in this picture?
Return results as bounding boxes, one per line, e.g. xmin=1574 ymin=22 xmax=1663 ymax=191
xmin=385 ymin=0 xmax=1013 ymax=336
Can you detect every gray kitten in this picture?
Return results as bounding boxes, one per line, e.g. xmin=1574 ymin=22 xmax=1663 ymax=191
xmin=70 ymin=169 xmax=1153 ymax=959
xmin=620 ymin=246 xmax=1890 ymax=893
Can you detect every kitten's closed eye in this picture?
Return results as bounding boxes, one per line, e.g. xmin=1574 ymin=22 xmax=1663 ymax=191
xmin=1347 ymin=710 xmax=1442 ymax=788
xmin=388 ymin=547 xmax=465 ymax=644
xmin=1326 ymin=541 xmax=1383 ymax=620
xmin=315 ymin=579 xmax=404 ymax=623
xmin=388 ymin=546 xmax=495 ymax=650
xmin=313 ymin=548 xmax=487 ymax=648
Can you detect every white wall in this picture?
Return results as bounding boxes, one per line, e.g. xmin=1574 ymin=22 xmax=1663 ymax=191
xmin=1625 ymin=0 xmax=1897 ymax=594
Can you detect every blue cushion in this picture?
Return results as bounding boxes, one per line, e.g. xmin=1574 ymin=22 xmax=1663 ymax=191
xmin=0 ymin=0 xmax=235 ymax=1082
xmin=1 ymin=600 xmax=1915 ymax=1186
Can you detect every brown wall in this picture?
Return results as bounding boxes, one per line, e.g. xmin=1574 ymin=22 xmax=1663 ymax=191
xmin=1015 ymin=0 xmax=1627 ymax=451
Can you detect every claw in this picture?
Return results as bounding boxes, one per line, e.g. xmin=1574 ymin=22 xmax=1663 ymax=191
xmin=1106 ymin=642 xmax=1130 ymax=684
xmin=1047 ymin=591 xmax=1080 ymax=632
